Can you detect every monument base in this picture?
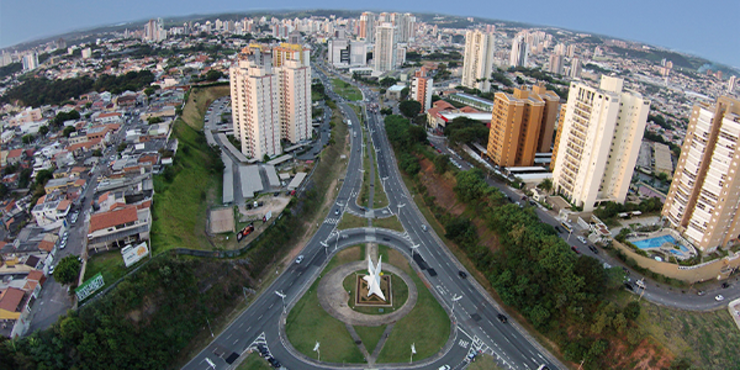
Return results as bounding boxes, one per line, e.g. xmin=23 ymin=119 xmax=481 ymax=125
xmin=354 ymin=274 xmax=392 ymax=307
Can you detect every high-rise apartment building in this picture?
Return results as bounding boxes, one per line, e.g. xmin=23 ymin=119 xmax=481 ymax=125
xmin=662 ymin=97 xmax=740 ymax=252
xmin=548 ymin=53 xmax=563 ymax=75
xmin=509 ymin=37 xmax=529 ymax=68
xmin=461 ymin=30 xmax=495 ymax=92
xmin=359 ymin=12 xmax=376 ymax=42
xmin=230 ymin=43 xmax=311 ymax=160
xmin=570 ymin=57 xmax=582 ymax=79
xmin=144 ymin=19 xmax=164 ymax=42
xmin=551 ymin=76 xmax=650 ymax=212
xmin=486 ymin=83 xmax=560 ymax=167
xmin=729 ymin=75 xmax=737 ymax=92
xmin=374 ymin=23 xmax=397 ymax=72
xmin=411 ymin=68 xmax=434 ymax=113
xmin=21 ymin=52 xmax=39 ymax=71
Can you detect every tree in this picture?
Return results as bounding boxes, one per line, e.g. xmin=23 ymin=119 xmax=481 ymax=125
xmin=379 ymin=77 xmax=397 ymax=87
xmin=54 ymin=256 xmax=81 ymax=285
xmin=62 ymin=126 xmax=76 ymax=137
xmin=147 ymin=116 xmax=164 ymax=125
xmin=22 ymin=134 xmax=34 ymax=144
xmin=400 ymin=87 xmax=409 ymax=99
xmin=204 ymin=69 xmax=223 ymax=81
xmin=144 ymin=87 xmax=156 ymax=97
xmin=399 ymin=100 xmax=422 ymax=118
xmin=0 ymin=183 xmax=8 ymax=198
xmin=623 ymin=301 xmax=641 ymax=320
xmin=537 ymin=178 xmax=553 ymax=192
xmin=92 ymin=149 xmax=102 ymax=157
xmin=38 ymin=126 xmax=49 ymax=136
xmin=433 ymin=154 xmax=450 ymax=174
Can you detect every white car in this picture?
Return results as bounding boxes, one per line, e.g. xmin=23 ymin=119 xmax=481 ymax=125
xmin=295 ymin=255 xmax=305 ymax=264
xmin=577 ymin=236 xmax=588 ymax=244
xmin=715 ymin=294 xmax=725 ymax=302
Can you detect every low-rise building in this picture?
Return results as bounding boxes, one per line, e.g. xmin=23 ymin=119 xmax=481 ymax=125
xmin=87 ymin=205 xmax=151 ymax=253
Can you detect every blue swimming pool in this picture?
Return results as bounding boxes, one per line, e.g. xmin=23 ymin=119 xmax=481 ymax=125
xmin=633 ymin=235 xmax=678 ymax=250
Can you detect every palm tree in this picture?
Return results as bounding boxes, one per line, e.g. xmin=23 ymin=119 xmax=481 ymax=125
xmin=538 ymin=178 xmax=553 ymax=193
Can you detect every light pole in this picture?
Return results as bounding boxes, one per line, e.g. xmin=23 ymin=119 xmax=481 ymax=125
xmin=396 ymin=203 xmax=406 ymax=217
xmin=321 ymin=241 xmax=329 ymax=256
xmin=410 ymin=244 xmax=420 ymax=258
xmin=313 ymin=341 xmax=321 ymax=361
xmin=410 ymin=343 xmax=416 ymax=364
xmin=205 ymin=317 xmax=214 ymax=337
xmin=451 ymin=294 xmax=462 ymax=316
xmin=275 ymin=290 xmax=287 ymax=314
xmin=638 ymin=278 xmax=646 ymax=302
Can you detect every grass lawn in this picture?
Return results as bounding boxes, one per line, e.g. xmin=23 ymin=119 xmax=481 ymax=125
xmin=286 ymin=251 xmax=366 ymax=364
xmin=467 ymin=354 xmax=505 ymax=370
xmin=82 ymin=251 xmax=130 ymax=287
xmin=338 ymin=212 xmax=368 ymax=230
xmin=358 ymin=126 xmax=372 ymax=208
xmin=331 ymin=78 xmax=363 ymax=101
xmin=376 ymin=264 xmax=450 ymax=363
xmin=236 ymin=353 xmax=272 ymax=370
xmin=150 ymin=86 xmax=228 ymax=254
xmin=377 ymin=246 xmax=411 ymax=274
xmin=342 ymin=273 xmax=408 ymax=315
xmin=351 ymin=105 xmax=365 ymax=125
xmin=611 ymin=290 xmax=740 ymax=369
xmin=354 ymin=325 xmax=387 ymax=354
xmin=323 ymin=245 xmax=364 ymax=277
xmin=372 ymin=216 xmax=404 ymax=232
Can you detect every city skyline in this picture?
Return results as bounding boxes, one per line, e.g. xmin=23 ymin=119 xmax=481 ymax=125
xmin=1 ymin=1 xmax=739 ymax=70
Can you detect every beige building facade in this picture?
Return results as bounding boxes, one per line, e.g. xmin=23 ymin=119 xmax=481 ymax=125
xmin=461 ymin=30 xmax=495 ymax=93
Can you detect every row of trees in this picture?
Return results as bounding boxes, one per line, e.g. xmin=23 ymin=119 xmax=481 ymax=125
xmin=2 ymin=70 xmax=154 ymax=107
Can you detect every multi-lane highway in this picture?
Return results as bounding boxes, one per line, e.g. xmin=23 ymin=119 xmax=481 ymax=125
xmin=183 ymin=62 xmax=562 ymax=370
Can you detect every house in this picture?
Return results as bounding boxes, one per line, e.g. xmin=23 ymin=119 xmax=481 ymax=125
xmin=115 ymin=94 xmax=138 ymax=108
xmin=95 ymin=112 xmax=122 ymax=123
xmin=6 ymin=149 xmax=27 ymax=166
xmin=0 ymin=287 xmax=26 ymax=320
xmin=87 ymin=205 xmax=151 ymax=253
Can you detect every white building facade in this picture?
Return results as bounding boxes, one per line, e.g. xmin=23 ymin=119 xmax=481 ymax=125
xmin=461 ymin=30 xmax=495 ymax=92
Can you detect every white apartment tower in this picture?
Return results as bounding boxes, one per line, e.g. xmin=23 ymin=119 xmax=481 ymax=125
xmin=374 ymin=23 xmax=397 ymax=72
xmin=729 ymin=75 xmax=737 ymax=92
xmin=461 ymin=30 xmax=495 ymax=92
xmin=359 ymin=12 xmax=376 ymax=42
xmin=509 ymin=37 xmax=529 ymax=68
xmin=230 ymin=44 xmax=312 ymax=160
xmin=551 ymin=76 xmax=650 ymax=212
xmin=662 ymin=97 xmax=740 ymax=252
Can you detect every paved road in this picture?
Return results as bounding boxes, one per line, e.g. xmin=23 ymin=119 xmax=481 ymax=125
xmin=182 ymin=64 xmax=561 ymax=370
xmin=427 ymin=136 xmax=740 ymax=311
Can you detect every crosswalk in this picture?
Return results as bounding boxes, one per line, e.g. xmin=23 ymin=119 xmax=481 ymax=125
xmin=458 ymin=339 xmax=470 ymax=348
xmin=323 ymin=218 xmax=340 ymax=225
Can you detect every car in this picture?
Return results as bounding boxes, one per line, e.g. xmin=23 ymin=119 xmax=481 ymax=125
xmin=421 ymin=225 xmax=428 ymax=231
xmin=588 ymin=245 xmax=599 ymax=254
xmin=715 ymin=294 xmax=725 ymax=302
xmin=622 ymin=267 xmax=631 ymax=275
xmin=428 ymin=268 xmax=437 ymax=277
xmin=721 ymin=282 xmax=731 ymax=289
xmin=59 ymin=240 xmax=67 ymax=250
xmin=49 ymin=265 xmax=55 ymax=275
xmin=438 ymin=365 xmax=451 ymax=370
xmin=295 ymin=255 xmax=304 ymax=264
xmin=537 ymin=365 xmax=551 ymax=370
xmin=335 ymin=209 xmax=340 ymax=216
xmin=577 ymin=236 xmax=587 ymax=244
xmin=697 ymin=290 xmax=706 ymax=296
xmin=623 ymin=282 xmax=634 ymax=291
xmin=571 ymin=246 xmax=580 ymax=254
xmin=497 ymin=313 xmax=508 ymax=323
xmin=458 ymin=271 xmax=467 ymax=279
xmin=267 ymin=357 xmax=281 ymax=368
xmin=554 ymin=226 xmax=563 ymax=233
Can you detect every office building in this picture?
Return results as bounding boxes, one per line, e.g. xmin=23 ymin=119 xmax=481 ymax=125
xmin=374 ymin=23 xmax=397 ymax=72
xmin=461 ymin=30 xmax=495 ymax=92
xmin=509 ymin=37 xmax=529 ymax=68
xmin=551 ymin=76 xmax=650 ymax=212
xmin=230 ymin=44 xmax=312 ymax=160
xmin=548 ymin=53 xmax=563 ymax=75
xmin=411 ymin=68 xmax=434 ymax=113
xmin=662 ymin=97 xmax=740 ymax=253
xmin=328 ymin=37 xmax=367 ymax=67
xmin=81 ymin=48 xmax=92 ymax=59
xmin=487 ymin=83 xmax=560 ymax=167
xmin=359 ymin=12 xmax=376 ymax=42
xmin=144 ymin=19 xmax=164 ymax=42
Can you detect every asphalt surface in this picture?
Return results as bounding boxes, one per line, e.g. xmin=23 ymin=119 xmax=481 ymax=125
xmin=182 ymin=63 xmax=562 ymax=370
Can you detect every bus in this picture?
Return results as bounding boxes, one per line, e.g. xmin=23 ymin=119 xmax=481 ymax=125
xmin=560 ymin=221 xmax=573 ymax=233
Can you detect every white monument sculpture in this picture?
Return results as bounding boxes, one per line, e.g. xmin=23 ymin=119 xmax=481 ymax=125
xmin=363 ymin=256 xmax=386 ymax=301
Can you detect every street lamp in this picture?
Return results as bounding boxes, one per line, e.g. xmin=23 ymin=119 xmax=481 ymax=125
xmin=396 ymin=203 xmax=406 ymax=217
xmin=275 ymin=290 xmax=287 ymax=314
xmin=451 ymin=294 xmax=462 ymax=316
xmin=410 ymin=244 xmax=420 ymax=258
xmin=313 ymin=341 xmax=321 ymax=361
xmin=321 ymin=241 xmax=329 ymax=256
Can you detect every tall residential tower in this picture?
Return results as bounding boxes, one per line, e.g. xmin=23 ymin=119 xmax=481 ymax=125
xmin=551 ymin=76 xmax=650 ymax=212
xmin=662 ymin=97 xmax=740 ymax=252
xmin=461 ymin=30 xmax=495 ymax=92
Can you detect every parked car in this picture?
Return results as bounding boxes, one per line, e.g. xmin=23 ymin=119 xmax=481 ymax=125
xmin=721 ymin=282 xmax=731 ymax=289
xmin=571 ymin=246 xmax=580 ymax=254
xmin=577 ymin=236 xmax=587 ymax=244
xmin=588 ymin=245 xmax=599 ymax=254
xmin=49 ymin=265 xmax=55 ymax=275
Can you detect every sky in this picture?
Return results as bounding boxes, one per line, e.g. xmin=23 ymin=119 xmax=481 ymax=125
xmin=1 ymin=0 xmax=738 ymax=69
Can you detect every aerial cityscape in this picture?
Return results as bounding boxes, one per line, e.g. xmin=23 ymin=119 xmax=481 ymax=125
xmin=0 ymin=5 xmax=739 ymax=370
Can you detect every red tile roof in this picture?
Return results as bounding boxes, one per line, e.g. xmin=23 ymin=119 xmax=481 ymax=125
xmin=37 ymin=240 xmax=55 ymax=253
xmin=89 ymin=206 xmax=138 ymax=233
xmin=0 ymin=287 xmax=25 ymax=312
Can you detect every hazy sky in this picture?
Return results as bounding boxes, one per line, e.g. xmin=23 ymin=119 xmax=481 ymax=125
xmin=1 ymin=0 xmax=738 ymax=69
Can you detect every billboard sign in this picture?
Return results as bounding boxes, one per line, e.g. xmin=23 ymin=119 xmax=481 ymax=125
xmin=121 ymin=242 xmax=149 ymax=267
xmin=75 ymin=273 xmax=105 ymax=301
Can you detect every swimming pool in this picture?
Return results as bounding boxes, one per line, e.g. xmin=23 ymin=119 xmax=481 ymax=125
xmin=632 ymin=234 xmax=691 ymax=255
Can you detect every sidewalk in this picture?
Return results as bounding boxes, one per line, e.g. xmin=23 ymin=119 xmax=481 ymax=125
xmin=729 ymin=298 xmax=740 ymax=332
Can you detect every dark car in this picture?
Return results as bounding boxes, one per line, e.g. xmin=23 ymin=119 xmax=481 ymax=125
xmin=571 ymin=246 xmax=580 ymax=254
xmin=458 ymin=271 xmax=467 ymax=279
xmin=622 ymin=267 xmax=631 ymax=275
xmin=588 ymin=245 xmax=599 ymax=254
xmin=554 ymin=226 xmax=563 ymax=233
xmin=624 ymin=282 xmax=634 ymax=291
xmin=428 ymin=268 xmax=437 ymax=277
xmin=268 ymin=357 xmax=281 ymax=368
xmin=497 ymin=313 xmax=508 ymax=323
